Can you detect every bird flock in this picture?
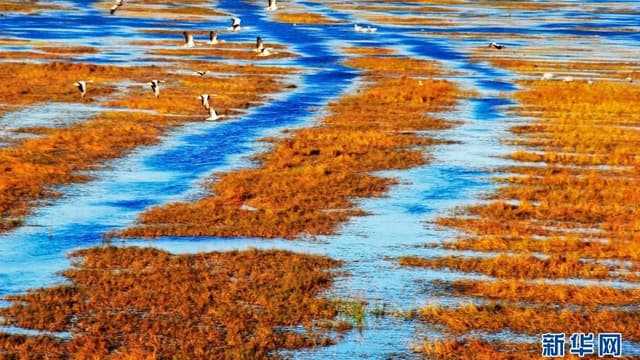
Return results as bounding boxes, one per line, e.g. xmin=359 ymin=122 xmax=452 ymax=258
xmin=95 ymin=0 xmax=634 ymax=120
xmin=73 ymin=77 xmax=223 ymax=121
xmin=77 ymin=0 xmax=290 ymax=120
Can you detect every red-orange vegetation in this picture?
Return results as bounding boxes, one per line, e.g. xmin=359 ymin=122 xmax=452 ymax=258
xmin=146 ymin=58 xmax=296 ymax=75
xmin=39 ymin=46 xmax=99 ymax=54
xmin=0 ymin=62 xmax=160 ymax=111
xmin=0 ymin=50 xmax=70 ymax=60
xmin=93 ymin=0 xmax=226 ymax=19
xmin=441 ymin=235 xmax=640 ymax=261
xmin=475 ymin=58 xmax=639 ymax=78
xmin=448 ymin=279 xmax=640 ymax=306
xmin=106 ymin=73 xmax=285 ymax=116
xmin=362 ymin=14 xmax=454 ymax=27
xmin=0 ymin=1 xmax=66 ymax=12
xmin=398 ymin=254 xmax=624 ymax=280
xmin=148 ymin=47 xmax=296 ymax=61
xmin=415 ymin=338 xmax=540 ymax=360
xmin=272 ymin=12 xmax=345 ymax=24
xmin=116 ymin=56 xmax=458 ymax=239
xmin=343 ymin=56 xmax=443 ymax=76
xmin=341 ymin=47 xmax=396 ymax=56
xmin=0 ymin=246 xmax=341 ymax=359
xmin=420 ymin=302 xmax=640 ymax=341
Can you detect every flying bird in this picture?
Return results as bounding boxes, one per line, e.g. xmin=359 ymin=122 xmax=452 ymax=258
xmin=266 ymin=0 xmax=278 ymax=11
xmin=109 ymin=0 xmax=123 ymax=15
xmin=199 ymin=94 xmax=211 ymax=111
xmin=206 ymin=106 xmax=224 ymax=121
xmin=74 ymin=80 xmax=93 ymax=98
xmin=258 ymin=47 xmax=273 ymax=57
xmin=149 ymin=80 xmax=164 ymax=98
xmin=231 ymin=17 xmax=241 ymax=32
xmin=195 ymin=70 xmax=207 ymax=76
xmin=198 ymin=94 xmax=224 ymax=121
xmin=183 ymin=31 xmax=195 ymax=48
xmin=488 ymin=42 xmax=505 ymax=49
xmin=541 ymin=72 xmax=554 ymax=81
xmin=255 ymin=36 xmax=264 ymax=52
xmin=354 ymin=24 xmax=377 ymax=33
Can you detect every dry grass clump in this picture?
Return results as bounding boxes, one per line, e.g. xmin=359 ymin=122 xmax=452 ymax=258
xmin=441 ymin=235 xmax=640 ymax=261
xmin=449 ymin=279 xmax=640 ymax=306
xmin=0 ymin=62 xmax=158 ymax=111
xmin=331 ymin=4 xmax=456 ymax=13
xmin=116 ymin=56 xmax=458 ymax=239
xmin=341 ymin=47 xmax=396 ymax=56
xmin=148 ymin=47 xmax=296 ymax=60
xmin=362 ymin=14 xmax=454 ymax=27
xmin=272 ymin=11 xmax=345 ymax=24
xmin=398 ymin=254 xmax=624 ymax=280
xmin=0 ymin=1 xmax=66 ymax=13
xmin=420 ymin=302 xmax=640 ymax=341
xmin=93 ymin=0 xmax=226 ymax=19
xmin=0 ymin=46 xmax=99 ymax=60
xmin=39 ymin=46 xmax=99 ymax=54
xmin=0 ymin=246 xmax=341 ymax=359
xmin=473 ymin=58 xmax=639 ymax=79
xmin=106 ymin=73 xmax=284 ymax=116
xmin=344 ymin=57 xmax=443 ymax=76
xmin=0 ymin=50 xmax=69 ymax=60
xmin=415 ymin=338 xmax=539 ymax=360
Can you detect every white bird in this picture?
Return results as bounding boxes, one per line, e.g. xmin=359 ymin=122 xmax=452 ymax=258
xmin=206 ymin=107 xmax=224 ymax=121
xmin=625 ymin=76 xmax=633 ymax=83
xmin=109 ymin=0 xmax=123 ymax=15
xmin=488 ymin=42 xmax=505 ymax=50
xmin=255 ymin=36 xmax=264 ymax=52
xmin=199 ymin=94 xmax=211 ymax=110
xmin=208 ymin=31 xmax=219 ymax=45
xmin=231 ymin=17 xmax=241 ymax=32
xmin=198 ymin=94 xmax=224 ymax=120
xmin=541 ymin=72 xmax=554 ymax=81
xmin=149 ymin=80 xmax=164 ymax=98
xmin=265 ymin=0 xmax=278 ymax=11
xmin=258 ymin=47 xmax=274 ymax=57
xmin=183 ymin=31 xmax=195 ymax=48
xmin=354 ymin=24 xmax=377 ymax=33
xmin=562 ymin=76 xmax=574 ymax=82
xmin=74 ymin=80 xmax=93 ymax=98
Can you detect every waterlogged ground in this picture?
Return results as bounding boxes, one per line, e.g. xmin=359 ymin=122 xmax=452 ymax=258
xmin=1 ymin=0 xmax=640 ymax=358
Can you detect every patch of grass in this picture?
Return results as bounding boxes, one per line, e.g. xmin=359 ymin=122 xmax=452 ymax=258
xmin=420 ymin=302 xmax=640 ymax=341
xmin=0 ymin=246 xmax=342 ymax=358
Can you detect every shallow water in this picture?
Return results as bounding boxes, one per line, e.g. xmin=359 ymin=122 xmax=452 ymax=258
xmin=1 ymin=0 xmax=639 ymax=357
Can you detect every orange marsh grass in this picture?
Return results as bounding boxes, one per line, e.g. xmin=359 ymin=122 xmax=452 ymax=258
xmin=420 ymin=302 xmax=640 ymax=341
xmin=0 ymin=246 xmax=341 ymax=359
xmin=448 ymin=279 xmax=640 ymax=306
